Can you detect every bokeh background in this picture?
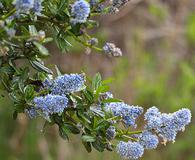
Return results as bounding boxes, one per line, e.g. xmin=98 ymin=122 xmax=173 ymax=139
xmin=0 ymin=0 xmax=195 ymax=159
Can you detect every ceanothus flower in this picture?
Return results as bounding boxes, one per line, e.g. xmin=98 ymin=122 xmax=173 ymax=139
xmin=88 ymin=38 xmax=98 ymax=46
xmin=13 ymin=0 xmax=34 ymax=13
xmin=33 ymin=0 xmax=43 ymax=15
xmin=50 ymin=73 xmax=86 ymax=95
xmin=112 ymin=0 xmax=130 ymax=8
xmin=144 ymin=107 xmax=192 ymax=143
xmin=89 ymin=0 xmax=99 ymax=7
xmin=109 ymin=6 xmax=119 ymax=14
xmin=117 ymin=141 xmax=144 ymax=160
xmin=171 ymin=108 xmax=192 ymax=131
xmin=99 ymin=92 xmax=113 ymax=102
xmin=157 ymin=124 xmax=177 ymax=142
xmin=106 ymin=126 xmax=116 ymax=140
xmin=71 ymin=0 xmax=90 ymax=24
xmin=157 ymin=110 xmax=191 ymax=142
xmin=33 ymin=94 xmax=68 ymax=119
xmin=13 ymin=0 xmax=42 ymax=15
xmin=105 ymin=102 xmax=143 ymax=127
xmin=0 ymin=2 xmax=3 ymax=8
xmin=25 ymin=107 xmax=38 ymax=119
xmin=138 ymin=131 xmax=159 ymax=149
xmin=103 ymin=43 xmax=122 ymax=57
xmin=144 ymin=106 xmax=162 ymax=129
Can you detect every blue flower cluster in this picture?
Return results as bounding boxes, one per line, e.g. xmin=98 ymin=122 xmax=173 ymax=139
xmin=26 ymin=94 xmax=68 ymax=120
xmin=138 ymin=131 xmax=159 ymax=149
xmin=103 ymin=43 xmax=122 ymax=57
xmin=144 ymin=107 xmax=191 ymax=142
xmin=26 ymin=73 xmax=86 ymax=119
xmin=105 ymin=102 xmax=143 ymax=127
xmin=112 ymin=0 xmax=129 ymax=9
xmin=89 ymin=0 xmax=99 ymax=7
xmin=117 ymin=141 xmax=144 ymax=160
xmin=116 ymin=131 xmax=158 ymax=159
xmin=13 ymin=0 xmax=42 ymax=15
xmin=106 ymin=126 xmax=116 ymax=140
xmin=45 ymin=73 xmax=86 ymax=95
xmin=88 ymin=38 xmax=98 ymax=46
xmin=106 ymin=104 xmax=191 ymax=159
xmin=71 ymin=0 xmax=90 ymax=24
xmin=25 ymin=107 xmax=38 ymax=119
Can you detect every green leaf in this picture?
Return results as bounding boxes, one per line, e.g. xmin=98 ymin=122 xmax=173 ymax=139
xmin=77 ymin=111 xmax=91 ymax=124
xmin=29 ymin=25 xmax=38 ymax=36
xmin=0 ymin=66 xmax=14 ymax=74
xmin=20 ymin=26 xmax=29 ymax=36
xmin=85 ymin=20 xmax=99 ymax=29
xmin=63 ymin=123 xmax=80 ymax=134
xmin=29 ymin=60 xmax=53 ymax=74
xmin=83 ymin=90 xmax=94 ymax=103
xmin=24 ymin=85 xmax=34 ymax=101
xmin=95 ymin=85 xmax=110 ymax=99
xmin=33 ymin=41 xmax=49 ymax=57
xmin=102 ymin=78 xmax=114 ymax=85
xmin=42 ymin=37 xmax=53 ymax=44
xmin=92 ymin=73 xmax=102 ymax=91
xmin=94 ymin=120 xmax=110 ymax=131
xmin=13 ymin=111 xmax=18 ymax=120
xmin=92 ymin=138 xmax=105 ymax=152
xmin=82 ymin=141 xmax=92 ymax=153
xmin=82 ymin=135 xmax=96 ymax=142
xmin=55 ymin=65 xmax=62 ymax=76
xmin=102 ymin=98 xmax=122 ymax=103
xmin=59 ymin=126 xmax=69 ymax=140
xmin=70 ymin=24 xmax=82 ymax=36
xmin=186 ymin=13 xmax=195 ymax=44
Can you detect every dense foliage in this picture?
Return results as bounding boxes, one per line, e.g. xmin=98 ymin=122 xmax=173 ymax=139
xmin=0 ymin=0 xmax=192 ymax=159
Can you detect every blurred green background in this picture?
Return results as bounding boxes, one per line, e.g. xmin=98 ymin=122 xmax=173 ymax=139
xmin=1 ymin=0 xmax=195 ymax=159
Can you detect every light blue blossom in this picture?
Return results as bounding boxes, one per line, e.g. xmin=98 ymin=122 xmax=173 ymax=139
xmin=13 ymin=0 xmax=42 ymax=15
xmin=99 ymin=92 xmax=113 ymax=101
xmin=156 ymin=110 xmax=191 ymax=142
xmin=71 ymin=0 xmax=90 ymax=24
xmin=88 ymin=38 xmax=98 ymax=46
xmin=5 ymin=27 xmax=16 ymax=37
xmin=13 ymin=0 xmax=34 ymax=13
xmin=112 ymin=0 xmax=129 ymax=8
xmin=105 ymin=102 xmax=143 ymax=127
xmin=89 ymin=0 xmax=99 ymax=7
xmin=144 ymin=107 xmax=192 ymax=142
xmin=139 ymin=131 xmax=159 ymax=149
xmin=0 ymin=2 xmax=3 ymax=8
xmin=25 ymin=107 xmax=38 ymax=119
xmin=144 ymin=106 xmax=162 ymax=129
xmin=33 ymin=0 xmax=43 ymax=15
xmin=117 ymin=141 xmax=144 ymax=160
xmin=33 ymin=94 xmax=68 ymax=119
xmin=50 ymin=73 xmax=86 ymax=95
xmin=103 ymin=43 xmax=122 ymax=57
xmin=157 ymin=125 xmax=177 ymax=142
xmin=171 ymin=108 xmax=192 ymax=131
xmin=106 ymin=126 xmax=116 ymax=140
xmin=43 ymin=78 xmax=53 ymax=89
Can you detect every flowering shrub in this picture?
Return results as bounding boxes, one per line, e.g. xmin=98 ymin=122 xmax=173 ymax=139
xmin=0 ymin=0 xmax=192 ymax=159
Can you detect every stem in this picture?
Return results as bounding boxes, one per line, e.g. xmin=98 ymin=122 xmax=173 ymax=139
xmin=107 ymin=116 xmax=121 ymax=121
xmin=126 ymin=130 xmax=143 ymax=135
xmin=67 ymin=30 xmax=103 ymax=52
xmin=0 ymin=75 xmax=10 ymax=92
xmin=122 ymin=135 xmax=138 ymax=141
xmin=117 ymin=130 xmax=143 ymax=137
xmin=1 ymin=8 xmax=16 ymax=20
xmin=64 ymin=112 xmax=77 ymax=125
